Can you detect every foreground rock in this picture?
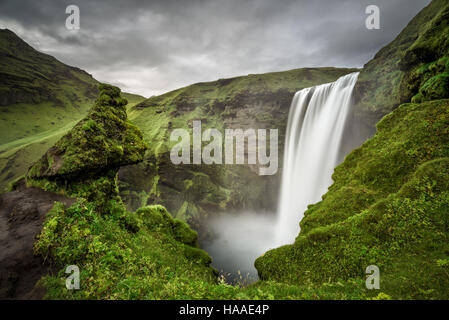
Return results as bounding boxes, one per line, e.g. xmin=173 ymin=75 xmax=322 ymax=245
xmin=0 ymin=180 xmax=75 ymax=299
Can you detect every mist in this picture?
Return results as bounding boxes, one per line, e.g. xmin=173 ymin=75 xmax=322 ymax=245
xmin=201 ymin=212 xmax=277 ymax=284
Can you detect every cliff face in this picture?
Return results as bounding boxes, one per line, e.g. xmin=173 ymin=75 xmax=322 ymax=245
xmin=255 ymin=0 xmax=449 ymax=299
xmin=0 ymin=182 xmax=76 ymax=299
xmin=119 ymin=67 xmax=359 ymax=230
xmin=350 ymin=0 xmax=449 ymax=141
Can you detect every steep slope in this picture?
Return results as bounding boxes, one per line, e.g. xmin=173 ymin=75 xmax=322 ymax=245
xmin=0 ymin=28 xmax=98 ymax=144
xmin=255 ymin=0 xmax=449 ymax=299
xmin=350 ymin=0 xmax=449 ymax=140
xmin=0 ymin=29 xmax=146 ymax=192
xmin=119 ymin=67 xmax=359 ymax=231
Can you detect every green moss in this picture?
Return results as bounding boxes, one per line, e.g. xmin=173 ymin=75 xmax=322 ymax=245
xmin=172 ymin=219 xmax=198 ymax=246
xmin=419 ymin=73 xmax=449 ymax=101
xmin=411 ymin=92 xmax=424 ymax=103
xmin=34 ymin=200 xmax=218 ymax=299
xmin=25 ymin=84 xmax=148 ymax=211
xmin=135 ymin=205 xmax=198 ymax=246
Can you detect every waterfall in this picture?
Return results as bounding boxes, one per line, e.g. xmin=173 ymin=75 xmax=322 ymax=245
xmin=275 ymin=72 xmax=359 ymax=245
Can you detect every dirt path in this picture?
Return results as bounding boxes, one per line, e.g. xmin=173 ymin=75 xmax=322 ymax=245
xmin=0 ymin=180 xmax=75 ymax=299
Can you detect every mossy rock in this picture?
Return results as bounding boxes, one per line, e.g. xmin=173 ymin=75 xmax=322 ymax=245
xmin=136 ymin=205 xmax=198 ymax=247
xmin=25 ymin=84 xmax=148 ymax=210
xmin=172 ymin=218 xmax=198 ymax=246
xmin=182 ymin=245 xmax=213 ymax=266
xmin=419 ymin=73 xmax=449 ymax=101
xmin=136 ymin=205 xmax=174 ymax=229
xmin=27 ymin=84 xmax=147 ymax=182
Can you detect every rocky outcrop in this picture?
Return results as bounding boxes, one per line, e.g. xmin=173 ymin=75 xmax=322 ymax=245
xmin=26 ymin=84 xmax=147 ymax=211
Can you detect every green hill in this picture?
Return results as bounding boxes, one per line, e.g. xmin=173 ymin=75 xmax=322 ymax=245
xmin=0 ymin=29 xmax=146 ymax=192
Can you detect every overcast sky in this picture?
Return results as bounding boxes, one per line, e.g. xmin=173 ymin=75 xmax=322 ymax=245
xmin=0 ymin=0 xmax=431 ymax=97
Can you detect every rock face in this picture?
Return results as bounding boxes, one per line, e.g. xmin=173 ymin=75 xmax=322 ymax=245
xmin=26 ymin=84 xmax=148 ymax=210
xmin=0 ymin=180 xmax=75 ymax=299
xmin=118 ymin=67 xmax=359 ymax=231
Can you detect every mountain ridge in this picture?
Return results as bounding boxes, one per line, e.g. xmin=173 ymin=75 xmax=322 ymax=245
xmin=0 ymin=29 xmax=146 ymax=192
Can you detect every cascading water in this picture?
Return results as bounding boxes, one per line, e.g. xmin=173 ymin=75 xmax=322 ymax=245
xmin=202 ymin=72 xmax=359 ymax=283
xmin=275 ymin=72 xmax=359 ymax=245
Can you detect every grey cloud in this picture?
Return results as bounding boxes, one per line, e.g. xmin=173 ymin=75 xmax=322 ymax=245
xmin=0 ymin=0 xmax=431 ymax=96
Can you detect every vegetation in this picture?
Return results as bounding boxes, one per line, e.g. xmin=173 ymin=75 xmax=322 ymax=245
xmin=255 ymin=100 xmax=449 ymax=299
xmin=25 ymin=84 xmax=147 ymax=212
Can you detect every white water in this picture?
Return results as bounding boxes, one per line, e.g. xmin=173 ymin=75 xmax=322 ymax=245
xmin=275 ymin=72 xmax=360 ymax=245
xmin=201 ymin=72 xmax=359 ymax=283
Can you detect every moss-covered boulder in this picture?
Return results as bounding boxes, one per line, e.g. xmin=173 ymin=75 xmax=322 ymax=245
xmin=135 ymin=205 xmax=199 ymax=247
xmin=26 ymin=84 xmax=148 ymax=210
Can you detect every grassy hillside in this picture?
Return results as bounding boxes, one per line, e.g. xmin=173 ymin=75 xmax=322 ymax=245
xmin=255 ymin=0 xmax=449 ymax=299
xmin=0 ymin=29 xmax=146 ymax=192
xmin=0 ymin=29 xmax=99 ymax=144
xmin=120 ymin=67 xmax=359 ymax=231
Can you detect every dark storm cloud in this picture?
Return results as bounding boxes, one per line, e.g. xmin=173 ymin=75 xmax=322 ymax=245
xmin=0 ymin=0 xmax=431 ymax=96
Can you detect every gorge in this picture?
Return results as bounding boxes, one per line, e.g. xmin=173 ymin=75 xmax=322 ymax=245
xmin=203 ymin=72 xmax=361 ymax=281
